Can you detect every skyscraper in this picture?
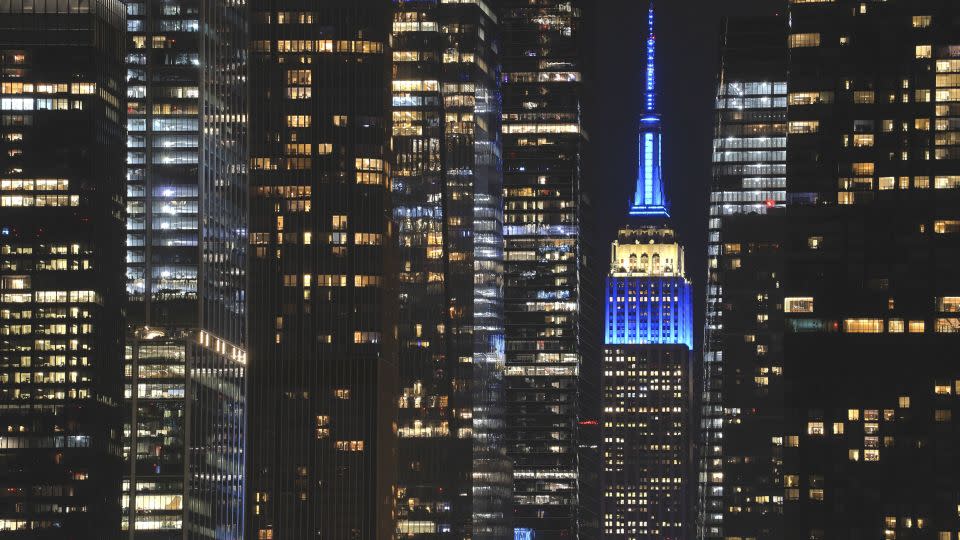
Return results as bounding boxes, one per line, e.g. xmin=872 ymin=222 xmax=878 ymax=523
xmin=391 ymin=1 xmax=511 ymax=537
xmin=698 ymin=15 xmax=787 ymax=540
xmin=601 ymin=5 xmax=693 ymax=539
xmin=0 ymin=0 xmax=126 ymax=535
xmin=499 ymin=1 xmax=600 ymax=536
xmin=246 ymin=3 xmax=397 ymax=538
xmin=122 ymin=0 xmax=247 ymax=532
xmin=780 ymin=1 xmax=960 ymax=537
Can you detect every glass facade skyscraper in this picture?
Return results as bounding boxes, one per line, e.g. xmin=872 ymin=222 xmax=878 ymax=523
xmin=499 ymin=1 xmax=600 ymax=536
xmin=0 ymin=0 xmax=126 ymax=535
xmin=391 ymin=1 xmax=511 ymax=537
xmin=698 ymin=15 xmax=787 ymax=540
xmin=122 ymin=0 xmax=247 ymax=532
xmin=246 ymin=3 xmax=397 ymax=538
xmin=702 ymin=2 xmax=960 ymax=539
xmin=780 ymin=1 xmax=960 ymax=537
xmin=601 ymin=5 xmax=693 ymax=538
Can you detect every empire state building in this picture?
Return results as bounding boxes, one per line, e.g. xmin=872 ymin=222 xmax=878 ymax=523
xmin=601 ymin=4 xmax=694 ymax=538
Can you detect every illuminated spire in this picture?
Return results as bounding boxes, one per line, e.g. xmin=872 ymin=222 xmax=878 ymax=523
xmin=645 ymin=1 xmax=656 ymax=113
xmin=630 ymin=0 xmax=670 ymax=218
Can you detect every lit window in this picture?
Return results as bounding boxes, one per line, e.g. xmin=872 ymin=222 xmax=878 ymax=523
xmin=851 ymin=162 xmax=875 ymax=175
xmin=785 ymin=297 xmax=814 ymax=313
xmin=286 ymin=115 xmax=310 ymax=128
xmin=788 ymin=91 xmax=833 ymax=106
xmin=844 ymin=318 xmax=884 ymax=333
xmin=935 ymin=176 xmax=960 ymax=189
xmin=789 ymin=33 xmax=821 ymax=48
xmin=916 ymin=45 xmax=932 ymax=59
xmin=934 ymin=220 xmax=960 ymax=234
xmin=936 ymin=318 xmax=960 ymax=333
xmin=335 ymin=440 xmax=364 ymax=452
xmin=888 ymin=319 xmax=905 ymax=333
xmin=938 ymin=297 xmax=960 ymax=312
xmin=853 ymin=134 xmax=874 ymax=147
xmin=788 ymin=121 xmax=820 ymax=134
xmin=286 ymin=69 xmax=311 ymax=85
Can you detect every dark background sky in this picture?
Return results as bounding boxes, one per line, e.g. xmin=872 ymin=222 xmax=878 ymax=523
xmin=586 ymin=0 xmax=783 ymax=350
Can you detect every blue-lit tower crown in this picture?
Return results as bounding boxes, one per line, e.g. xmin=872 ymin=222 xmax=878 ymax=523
xmin=630 ymin=1 xmax=670 ymax=218
xmin=604 ymin=1 xmax=692 ymax=349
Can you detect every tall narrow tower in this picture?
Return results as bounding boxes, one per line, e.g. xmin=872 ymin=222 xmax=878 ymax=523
xmin=0 ymin=2 xmax=126 ymax=535
xmin=631 ymin=4 xmax=670 ymax=219
xmin=601 ymin=3 xmax=694 ymax=538
xmin=500 ymin=0 xmax=601 ymax=537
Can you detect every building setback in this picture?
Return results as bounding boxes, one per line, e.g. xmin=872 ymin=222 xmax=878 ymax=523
xmin=781 ymin=1 xmax=960 ymax=538
xmin=698 ymin=15 xmax=787 ymax=540
xmin=122 ymin=0 xmax=247 ymax=531
xmin=499 ymin=0 xmax=600 ymax=536
xmin=391 ymin=0 xmax=511 ymax=537
xmin=0 ymin=0 xmax=126 ymax=536
xmin=601 ymin=5 xmax=693 ymax=539
xmin=246 ymin=2 xmax=397 ymax=538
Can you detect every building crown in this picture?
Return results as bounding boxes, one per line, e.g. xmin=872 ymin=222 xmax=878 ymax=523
xmin=629 ymin=1 xmax=670 ymax=218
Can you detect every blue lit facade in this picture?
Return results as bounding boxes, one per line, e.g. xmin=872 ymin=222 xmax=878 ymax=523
xmin=514 ymin=528 xmax=534 ymax=540
xmin=608 ymin=1 xmax=691 ymax=349
xmin=605 ymin=275 xmax=693 ymax=349
xmin=601 ymin=3 xmax=694 ymax=537
xmin=602 ymin=223 xmax=693 ymax=351
xmin=630 ymin=2 xmax=669 ymax=219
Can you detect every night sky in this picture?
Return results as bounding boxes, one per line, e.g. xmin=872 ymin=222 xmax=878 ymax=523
xmin=586 ymin=0 xmax=783 ymax=350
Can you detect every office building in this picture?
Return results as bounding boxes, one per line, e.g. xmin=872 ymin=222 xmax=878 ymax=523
xmin=779 ymin=1 xmax=960 ymax=537
xmin=698 ymin=15 xmax=787 ymax=540
xmin=601 ymin=5 xmax=693 ymax=538
xmin=246 ymin=3 xmax=397 ymax=538
xmin=0 ymin=0 xmax=126 ymax=535
xmin=122 ymin=0 xmax=247 ymax=533
xmin=499 ymin=0 xmax=600 ymax=536
xmin=391 ymin=0 xmax=511 ymax=537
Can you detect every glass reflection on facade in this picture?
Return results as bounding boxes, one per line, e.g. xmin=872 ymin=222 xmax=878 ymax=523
xmin=391 ymin=0 xmax=511 ymax=537
xmin=122 ymin=0 xmax=247 ymax=532
xmin=0 ymin=0 xmax=126 ymax=535
xmin=246 ymin=4 xmax=397 ymax=539
xmin=781 ymin=1 xmax=960 ymax=537
xmin=499 ymin=0 xmax=601 ymax=536
xmin=698 ymin=15 xmax=787 ymax=540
